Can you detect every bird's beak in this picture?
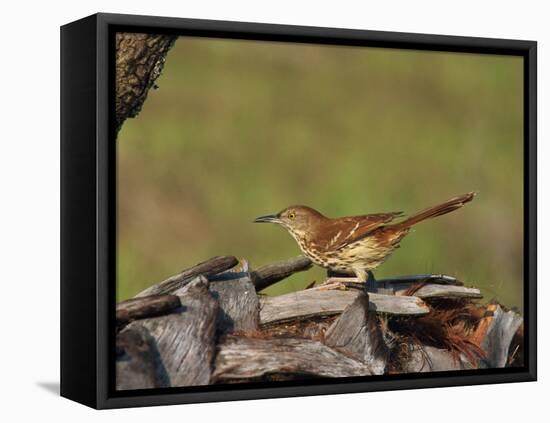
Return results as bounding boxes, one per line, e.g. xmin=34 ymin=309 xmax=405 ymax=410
xmin=253 ymin=214 xmax=281 ymax=224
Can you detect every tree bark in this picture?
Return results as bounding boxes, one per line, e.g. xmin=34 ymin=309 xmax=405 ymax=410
xmin=115 ymin=255 xmax=525 ymax=389
xmin=251 ymin=256 xmax=312 ymax=291
xmin=116 ymin=324 xmax=169 ymax=390
xmin=115 ymin=32 xmax=177 ymax=131
xmin=209 ymin=272 xmax=260 ymax=336
xmin=116 ymin=294 xmax=181 ymax=329
xmin=134 ymin=256 xmax=238 ymax=297
xmin=126 ymin=277 xmax=219 ymax=387
xmin=213 ymin=335 xmax=372 ymax=382
xmin=324 ymin=293 xmax=388 ymax=375
xmin=259 ymin=288 xmax=429 ymax=326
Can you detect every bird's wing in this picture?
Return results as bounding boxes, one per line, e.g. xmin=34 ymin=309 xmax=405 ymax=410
xmin=316 ymin=212 xmax=403 ymax=251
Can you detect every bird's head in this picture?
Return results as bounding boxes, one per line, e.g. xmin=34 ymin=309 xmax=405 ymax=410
xmin=254 ymin=205 xmax=324 ymax=234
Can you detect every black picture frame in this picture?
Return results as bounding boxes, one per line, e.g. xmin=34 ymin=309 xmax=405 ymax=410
xmin=60 ymin=12 xmax=537 ymax=409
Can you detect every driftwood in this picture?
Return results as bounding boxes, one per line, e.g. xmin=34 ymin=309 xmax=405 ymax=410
xmin=251 ymin=256 xmax=312 ymax=291
xmin=116 ymin=294 xmax=181 ymax=328
xmin=213 ymin=335 xmax=371 ymax=381
xmin=376 ymin=273 xmax=464 ymax=287
xmin=350 ymin=274 xmax=482 ymax=299
xmin=135 ymin=255 xmax=238 ymax=297
xmin=402 ymin=346 xmax=475 ymax=373
xmin=398 ymin=284 xmax=482 ymax=299
xmin=116 ymin=255 xmax=524 ymax=390
xmin=209 ymin=270 xmax=260 ymax=335
xmin=124 ymin=278 xmax=218 ymax=387
xmin=259 ymin=288 xmax=429 ymax=326
xmin=479 ymin=304 xmax=524 ymax=368
xmin=116 ymin=324 xmax=169 ymax=390
xmin=324 ymin=293 xmax=388 ymax=375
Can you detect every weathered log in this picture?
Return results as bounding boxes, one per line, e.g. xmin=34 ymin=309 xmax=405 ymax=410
xmin=507 ymin=323 xmax=524 ymax=367
xmin=377 ymin=274 xmax=464 ymax=287
xmin=324 ymin=272 xmax=478 ymax=299
xmin=116 ymin=324 xmax=169 ymax=390
xmin=327 ymin=281 xmax=481 ymax=299
xmin=324 ymin=293 xmax=388 ymax=375
xmin=173 ymin=273 xmax=259 ymax=335
xmin=397 ymin=284 xmax=482 ymax=299
xmin=115 ymin=33 xmax=177 ymax=131
xmin=401 ymin=345 xmax=475 ymax=373
xmin=213 ymin=335 xmax=371 ymax=381
xmin=116 ymin=254 xmax=523 ymax=386
xmin=327 ymin=272 xmax=464 ymax=287
xmin=260 ymin=288 xmax=429 ymax=326
xmin=171 ymin=275 xmax=208 ymax=296
xmin=209 ymin=271 xmax=260 ymax=335
xmin=479 ymin=305 xmax=523 ymax=368
xmin=127 ymin=277 xmax=218 ymax=387
xmin=134 ymin=256 xmax=238 ymax=298
xmin=116 ymin=294 xmax=181 ymax=327
xmin=251 ymin=256 xmax=313 ymax=291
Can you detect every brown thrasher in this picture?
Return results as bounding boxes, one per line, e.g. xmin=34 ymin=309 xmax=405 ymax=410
xmin=254 ymin=192 xmax=475 ymax=285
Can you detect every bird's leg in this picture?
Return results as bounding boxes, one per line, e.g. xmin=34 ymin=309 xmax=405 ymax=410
xmin=365 ymin=271 xmax=378 ymax=293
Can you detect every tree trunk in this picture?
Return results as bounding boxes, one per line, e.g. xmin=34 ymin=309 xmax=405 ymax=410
xmin=115 ymin=32 xmax=177 ymax=131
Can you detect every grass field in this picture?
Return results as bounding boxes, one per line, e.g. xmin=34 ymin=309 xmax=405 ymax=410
xmin=117 ymin=36 xmax=524 ymax=311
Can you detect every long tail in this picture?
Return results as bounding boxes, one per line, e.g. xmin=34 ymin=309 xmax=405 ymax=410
xmin=396 ymin=192 xmax=475 ymax=228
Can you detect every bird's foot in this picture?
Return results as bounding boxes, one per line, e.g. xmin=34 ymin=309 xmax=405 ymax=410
xmin=318 ymin=277 xmax=364 ymax=291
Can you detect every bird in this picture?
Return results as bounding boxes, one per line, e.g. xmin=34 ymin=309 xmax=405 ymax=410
xmin=254 ymin=192 xmax=475 ymax=287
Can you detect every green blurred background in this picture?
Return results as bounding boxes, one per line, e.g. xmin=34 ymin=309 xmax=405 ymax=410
xmin=117 ymin=36 xmax=524 ymax=310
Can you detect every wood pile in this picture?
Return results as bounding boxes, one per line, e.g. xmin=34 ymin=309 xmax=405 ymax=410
xmin=116 ymin=256 xmax=524 ymax=390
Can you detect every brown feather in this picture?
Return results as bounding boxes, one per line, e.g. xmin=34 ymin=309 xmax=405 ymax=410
xmin=314 ymin=212 xmax=403 ymax=251
xmin=392 ymin=192 xmax=475 ymax=229
xmin=317 ymin=193 xmax=474 ymax=253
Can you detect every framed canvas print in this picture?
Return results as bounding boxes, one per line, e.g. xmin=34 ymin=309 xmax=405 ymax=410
xmin=60 ymin=13 xmax=537 ymax=409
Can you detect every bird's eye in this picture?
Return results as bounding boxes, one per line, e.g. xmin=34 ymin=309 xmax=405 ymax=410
xmin=288 ymin=212 xmax=295 ymax=219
